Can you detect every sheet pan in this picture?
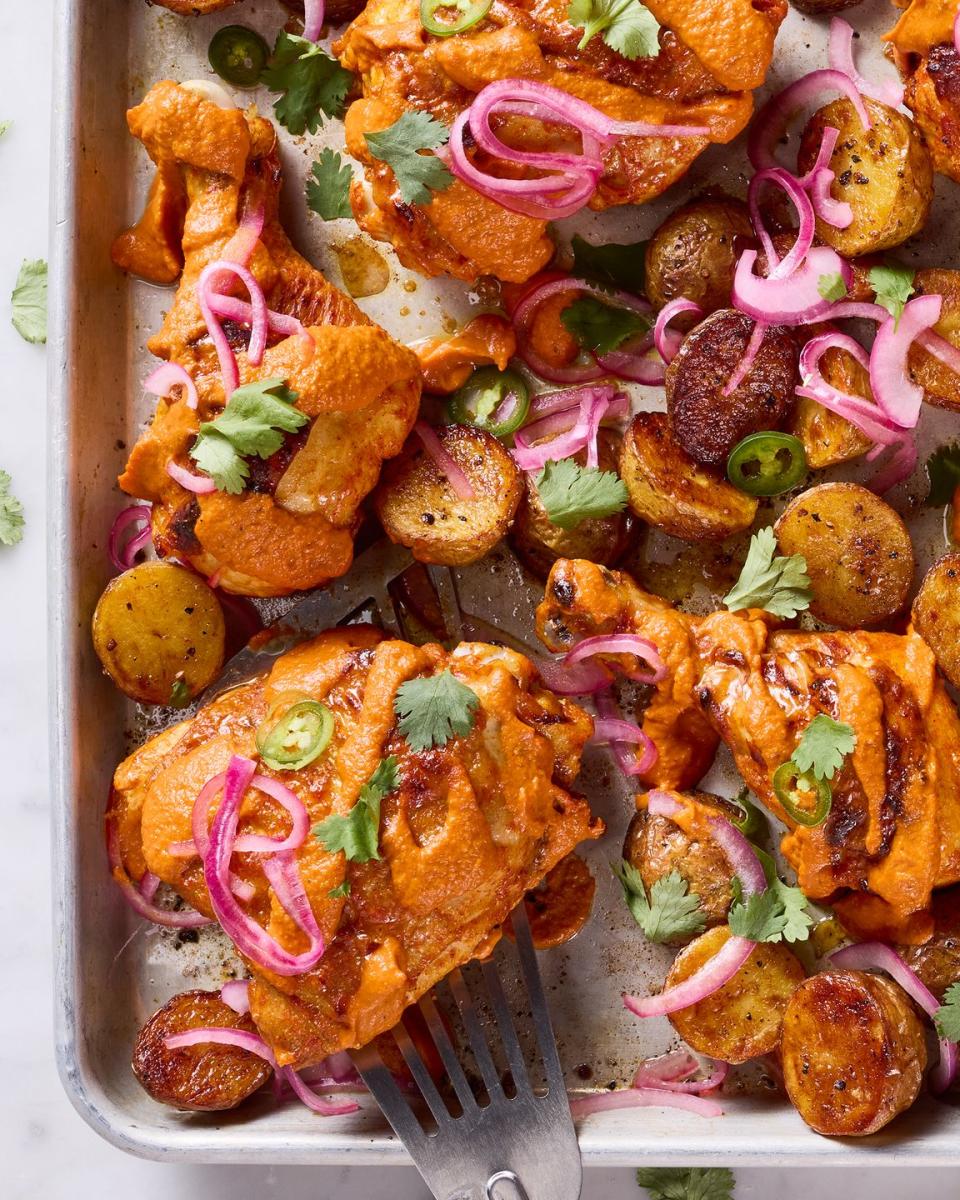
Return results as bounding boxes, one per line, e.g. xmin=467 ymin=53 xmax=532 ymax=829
xmin=49 ymin=0 xmax=960 ymax=1165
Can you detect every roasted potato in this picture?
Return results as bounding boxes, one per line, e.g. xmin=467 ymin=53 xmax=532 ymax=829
xmin=665 ymin=926 xmax=805 ymax=1063
xmin=899 ymin=887 xmax=960 ymax=1002
xmin=619 ymin=412 xmax=758 ymax=542
xmin=787 ymin=346 xmax=875 ymax=469
xmin=154 ymin=0 xmax=237 ymax=11
xmin=510 ymin=432 xmax=637 ymax=577
xmin=374 ymin=425 xmax=523 ymax=566
xmin=781 ymin=970 xmax=926 ymax=1136
xmin=908 ymin=268 xmax=960 ymax=412
xmin=623 ymin=792 xmax=740 ymax=944
xmin=797 ymin=97 xmax=933 ymax=257
xmin=645 ymin=197 xmax=754 ymax=317
xmin=774 ymin=483 xmax=915 ymax=628
xmin=132 ymin=989 xmax=272 ymax=1112
xmin=92 ymin=561 xmax=226 ymax=705
xmin=912 ymin=553 xmax=960 ymax=688
xmin=904 ymin=44 xmax=960 ymax=186
xmin=514 ymin=853 xmax=596 ymax=949
xmin=790 ymin=0 xmax=863 ymax=12
xmin=666 ymin=310 xmax=799 ymax=467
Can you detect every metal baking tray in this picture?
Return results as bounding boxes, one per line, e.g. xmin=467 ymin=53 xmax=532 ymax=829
xmin=49 ymin=0 xmax=960 ymax=1166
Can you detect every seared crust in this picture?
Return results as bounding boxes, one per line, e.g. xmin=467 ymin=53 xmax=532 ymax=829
xmin=904 ymin=43 xmax=960 ymax=185
xmin=898 ymin=886 xmax=960 ymax=1001
xmin=912 ymin=553 xmax=960 ymax=690
xmin=781 ymin=970 xmax=927 ymax=1136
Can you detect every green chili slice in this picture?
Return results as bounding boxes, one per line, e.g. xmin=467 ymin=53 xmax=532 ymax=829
xmin=448 ymin=366 xmax=530 ymax=438
xmin=729 ymin=788 xmax=764 ymax=839
xmin=772 ymin=761 xmax=832 ymax=828
xmin=256 ymin=700 xmax=333 ymax=771
xmin=727 ymin=432 xmax=807 ymax=497
xmin=208 ymin=25 xmax=270 ymax=88
xmin=420 ymin=0 xmax=493 ymax=37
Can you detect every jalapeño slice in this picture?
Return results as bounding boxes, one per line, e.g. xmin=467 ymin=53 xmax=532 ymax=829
xmin=208 ymin=25 xmax=270 ymax=89
xmin=727 ymin=431 xmax=807 ymax=497
xmin=448 ymin=367 xmax=530 ymax=439
xmin=772 ymin=761 xmax=832 ymax=828
xmin=256 ymin=700 xmax=333 ymax=771
xmin=420 ymin=0 xmax=493 ymax=36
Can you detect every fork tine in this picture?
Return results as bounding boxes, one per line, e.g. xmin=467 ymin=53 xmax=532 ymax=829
xmin=447 ymin=968 xmax=504 ymax=1097
xmin=392 ymin=1020 xmax=454 ymax=1127
xmin=509 ymin=902 xmax=566 ymax=1096
xmin=427 ymin=565 xmax=464 ymax=642
xmin=480 ymin=957 xmax=532 ymax=1097
xmin=350 ymin=1042 xmax=430 ymax=1152
xmin=418 ymin=992 xmax=478 ymax=1114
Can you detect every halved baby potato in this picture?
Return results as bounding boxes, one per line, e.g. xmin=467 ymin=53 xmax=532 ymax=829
xmin=644 ymin=196 xmax=753 ymax=317
xmin=92 ymin=560 xmax=226 ymax=705
xmin=787 ymin=346 xmax=874 ymax=469
xmin=909 ymin=268 xmax=960 ymax=412
xmin=912 ymin=553 xmax=960 ymax=689
xmin=374 ymin=424 xmax=523 ymax=566
xmin=619 ymin=412 xmax=758 ymax=542
xmin=774 ymin=483 xmax=915 ymax=629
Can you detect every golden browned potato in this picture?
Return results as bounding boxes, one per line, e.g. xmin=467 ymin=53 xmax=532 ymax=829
xmin=132 ymin=990 xmax=272 ymax=1112
xmin=909 ymin=268 xmax=960 ymax=412
xmin=912 ymin=553 xmax=960 ymax=688
xmin=375 ymin=424 xmax=523 ymax=566
xmin=665 ymin=926 xmax=805 ymax=1063
xmin=623 ymin=792 xmax=740 ymax=944
xmin=781 ymin=970 xmax=927 ymax=1136
xmin=797 ymin=98 xmax=933 ymax=257
xmin=510 ymin=432 xmax=637 ymax=578
xmin=904 ymin=45 xmax=960 ymax=186
xmin=898 ymin=887 xmax=960 ymax=1002
xmin=619 ymin=412 xmax=758 ymax=542
xmin=775 ymin=483 xmax=915 ymax=628
xmin=92 ymin=561 xmax=226 ymax=705
xmin=787 ymin=347 xmax=875 ymax=469
xmin=666 ymin=310 xmax=799 ymax=467
xmin=154 ymin=0 xmax=237 ymax=12
xmin=645 ymin=197 xmax=754 ymax=317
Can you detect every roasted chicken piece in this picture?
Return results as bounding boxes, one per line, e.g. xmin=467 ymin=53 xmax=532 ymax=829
xmin=334 ymin=0 xmax=787 ymax=283
xmin=110 ymin=626 xmax=601 ymax=1070
xmin=537 ymin=558 xmax=960 ymax=944
xmin=113 ymin=82 xmax=421 ymax=596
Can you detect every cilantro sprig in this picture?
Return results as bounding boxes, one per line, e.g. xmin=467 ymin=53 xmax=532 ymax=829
xmin=636 ymin=1166 xmax=735 ymax=1200
xmin=535 ymin=460 xmax=628 ymax=530
xmin=0 ymin=469 xmax=25 ymax=547
xmin=791 ymin=714 xmax=857 ymax=781
xmin=926 ymin=442 xmax=960 ymax=506
xmin=190 ymin=378 xmax=307 ymax=494
xmin=728 ymin=874 xmax=813 ymax=944
xmin=934 ymin=981 xmax=960 ymax=1043
xmin=11 ymin=258 xmax=47 ymax=345
xmin=567 ymin=0 xmax=661 ymax=60
xmin=314 ymin=757 xmax=399 ymax=863
xmin=817 ymin=272 xmax=848 ymax=302
xmin=560 ymin=295 xmax=650 ymax=355
xmin=364 ymin=110 xmax=453 ymax=206
xmin=260 ymin=32 xmax=353 ymax=136
xmin=394 ymin=670 xmax=479 ymax=751
xmin=723 ymin=527 xmax=812 ymax=619
xmin=869 ymin=263 xmax=915 ymax=325
xmin=307 ymin=148 xmax=354 ymax=220
xmin=613 ymin=861 xmax=706 ymax=944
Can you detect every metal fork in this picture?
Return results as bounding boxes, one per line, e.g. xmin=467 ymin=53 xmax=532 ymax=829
xmin=352 ymin=902 xmax=582 ymax=1200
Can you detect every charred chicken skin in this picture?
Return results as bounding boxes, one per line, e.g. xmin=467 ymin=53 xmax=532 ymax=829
xmin=334 ymin=0 xmax=787 ymax=283
xmin=113 ymin=82 xmax=422 ymax=596
xmin=110 ymin=626 xmax=601 ymax=1071
xmin=537 ymin=558 xmax=960 ymax=945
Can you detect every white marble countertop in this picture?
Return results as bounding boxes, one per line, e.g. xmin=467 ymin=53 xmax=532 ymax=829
xmin=2 ymin=1 xmax=958 ymax=1196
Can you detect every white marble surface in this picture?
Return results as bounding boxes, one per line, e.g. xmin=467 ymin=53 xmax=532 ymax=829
xmin=1 ymin=1 xmax=958 ymax=1196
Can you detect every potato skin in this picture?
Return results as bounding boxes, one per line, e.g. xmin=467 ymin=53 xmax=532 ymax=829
xmin=774 ymin=483 xmax=915 ymax=629
xmin=912 ymin=553 xmax=960 ymax=689
xmin=666 ymin=309 xmax=799 ymax=467
xmin=375 ymin=424 xmax=523 ymax=566
xmin=645 ymin=197 xmax=754 ymax=317
xmin=787 ymin=346 xmax=874 ymax=469
xmin=132 ymin=989 xmax=272 ymax=1112
xmin=909 ymin=268 xmax=960 ymax=412
xmin=619 ymin=412 xmax=758 ymax=542
xmin=781 ymin=970 xmax=926 ymax=1136
xmin=92 ymin=561 xmax=225 ymax=705
xmin=510 ymin=432 xmax=637 ymax=578
xmin=797 ymin=98 xmax=933 ymax=257
xmin=898 ymin=887 xmax=960 ymax=1002
xmin=790 ymin=0 xmax=862 ymax=12
xmin=623 ymin=792 xmax=739 ymax=944
xmin=666 ymin=926 xmax=805 ymax=1063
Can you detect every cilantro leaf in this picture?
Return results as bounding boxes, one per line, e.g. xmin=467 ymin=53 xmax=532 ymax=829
xmin=934 ymin=981 xmax=960 ymax=1042
xmin=328 ymin=879 xmax=352 ymax=899
xmin=636 ymin=1166 xmax=735 ymax=1200
xmin=307 ymin=148 xmax=354 ymax=220
xmin=0 ymin=470 xmax=25 ymax=547
xmin=723 ymin=527 xmax=812 ymax=619
xmin=11 ymin=258 xmax=47 ymax=344
xmin=535 ymin=459 xmax=628 ymax=530
xmin=790 ymin=714 xmax=856 ymax=781
xmin=869 ymin=263 xmax=915 ymax=326
xmin=261 ymin=32 xmax=353 ymax=136
xmin=926 ymin=442 xmax=960 ymax=506
xmin=0 ymin=121 xmax=10 ymax=139
xmin=168 ymin=677 xmax=191 ymax=708
xmin=613 ymin=861 xmax=706 ymax=944
xmin=189 ymin=378 xmax=307 ymax=494
xmin=395 ymin=670 xmax=479 ymax=751
xmin=364 ymin=110 xmax=453 ymax=206
xmin=560 ymin=295 xmax=650 ymax=355
xmin=570 ymin=234 xmax=647 ymax=293
xmin=314 ymin=756 xmax=399 ymax=863
xmin=728 ymin=877 xmax=813 ymax=944
xmin=817 ymin=272 xmax=848 ymax=302
xmin=567 ymin=0 xmax=661 ymax=60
